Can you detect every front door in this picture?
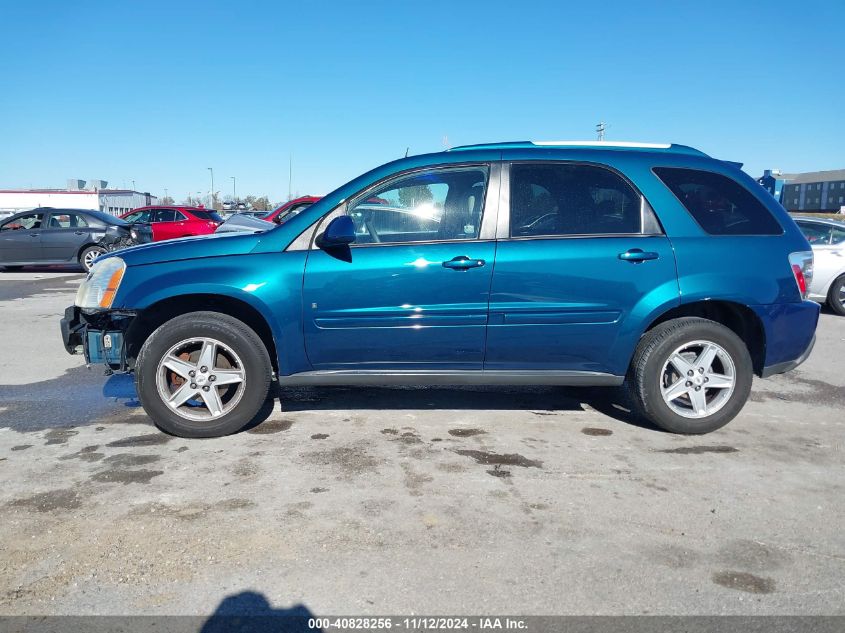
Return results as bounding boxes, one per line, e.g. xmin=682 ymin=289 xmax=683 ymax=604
xmin=303 ymin=165 xmax=495 ymax=369
xmin=41 ymin=211 xmax=91 ymax=262
xmin=485 ymin=162 xmax=679 ymax=376
xmin=0 ymin=211 xmax=45 ymax=263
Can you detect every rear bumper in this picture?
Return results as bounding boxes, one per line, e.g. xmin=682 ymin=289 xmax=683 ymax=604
xmin=761 ymin=333 xmax=815 ymax=378
xmin=756 ymin=300 xmax=819 ymax=378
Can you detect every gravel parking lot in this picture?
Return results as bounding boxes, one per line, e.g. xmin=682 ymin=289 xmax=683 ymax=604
xmin=1 ymin=270 xmax=843 ymax=616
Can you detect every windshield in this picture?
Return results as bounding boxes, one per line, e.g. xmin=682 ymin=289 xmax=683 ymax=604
xmin=266 ymin=203 xmax=312 ymax=221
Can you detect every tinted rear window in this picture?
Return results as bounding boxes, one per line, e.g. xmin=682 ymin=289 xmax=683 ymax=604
xmin=654 ymin=167 xmax=782 ymax=235
xmin=190 ymin=209 xmax=223 ymax=222
xmin=86 ymin=210 xmax=128 ymax=225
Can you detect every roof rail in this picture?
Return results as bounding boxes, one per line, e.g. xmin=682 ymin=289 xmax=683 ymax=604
xmin=449 ymin=140 xmax=708 ymax=156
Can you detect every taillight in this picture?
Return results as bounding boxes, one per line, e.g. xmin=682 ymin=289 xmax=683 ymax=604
xmin=788 ymin=251 xmax=813 ymax=300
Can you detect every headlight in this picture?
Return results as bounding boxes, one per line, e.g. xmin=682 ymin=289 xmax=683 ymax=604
xmin=75 ymin=257 xmax=126 ymax=309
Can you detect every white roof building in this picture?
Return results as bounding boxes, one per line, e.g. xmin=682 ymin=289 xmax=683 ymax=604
xmin=0 ymin=179 xmax=157 ymax=217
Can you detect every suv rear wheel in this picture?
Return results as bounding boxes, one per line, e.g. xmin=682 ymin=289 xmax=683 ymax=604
xmin=135 ymin=311 xmax=272 ymax=438
xmin=627 ymin=317 xmax=753 ymax=434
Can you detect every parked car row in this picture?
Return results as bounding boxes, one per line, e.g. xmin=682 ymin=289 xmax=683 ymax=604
xmin=62 ymin=140 xmax=819 ymax=439
xmin=0 ymin=208 xmax=152 ymax=272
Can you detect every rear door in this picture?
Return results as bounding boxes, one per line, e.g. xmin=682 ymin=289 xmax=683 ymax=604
xmin=485 ymin=162 xmax=679 ymax=377
xmin=151 ymin=208 xmax=182 ymax=240
xmin=41 ymin=210 xmax=92 ymax=261
xmin=0 ymin=211 xmax=45 ymax=263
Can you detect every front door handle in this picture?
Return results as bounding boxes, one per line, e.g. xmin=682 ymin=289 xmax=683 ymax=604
xmin=74 ymin=231 xmax=85 ymax=235
xmin=29 ymin=233 xmax=39 ymax=237
xmin=619 ymin=248 xmax=659 ymax=263
xmin=443 ymin=255 xmax=486 ymax=270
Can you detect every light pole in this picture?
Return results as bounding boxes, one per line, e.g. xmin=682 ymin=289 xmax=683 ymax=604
xmin=207 ymin=167 xmax=214 ymax=208
xmin=230 ymin=176 xmax=236 ymax=202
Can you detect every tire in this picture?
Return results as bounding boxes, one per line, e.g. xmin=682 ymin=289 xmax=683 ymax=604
xmin=135 ymin=311 xmax=272 ymax=438
xmin=3 ymin=266 xmax=24 ymax=272
xmin=626 ymin=317 xmax=753 ymax=434
xmin=79 ymin=245 xmax=106 ymax=272
xmin=826 ymin=275 xmax=845 ymax=316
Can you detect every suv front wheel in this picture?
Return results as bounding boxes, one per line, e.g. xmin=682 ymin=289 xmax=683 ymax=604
xmin=135 ymin=311 xmax=272 ymax=438
xmin=627 ymin=317 xmax=753 ymax=434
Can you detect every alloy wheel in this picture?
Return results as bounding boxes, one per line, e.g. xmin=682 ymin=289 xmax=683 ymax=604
xmin=659 ymin=340 xmax=736 ymax=419
xmin=155 ymin=337 xmax=247 ymax=422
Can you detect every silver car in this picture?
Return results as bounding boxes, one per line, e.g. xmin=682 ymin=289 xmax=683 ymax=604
xmin=794 ymin=216 xmax=845 ymax=315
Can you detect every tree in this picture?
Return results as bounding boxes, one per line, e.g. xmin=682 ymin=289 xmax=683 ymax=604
xmin=159 ymin=196 xmax=175 ymax=205
xmin=398 ymin=185 xmax=433 ymax=208
xmin=252 ymin=196 xmax=271 ymax=211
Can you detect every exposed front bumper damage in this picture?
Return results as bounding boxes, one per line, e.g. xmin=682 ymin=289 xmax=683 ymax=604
xmin=60 ymin=305 xmax=137 ymax=371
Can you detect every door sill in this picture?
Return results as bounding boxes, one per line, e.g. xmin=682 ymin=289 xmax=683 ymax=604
xmin=277 ymin=369 xmax=624 ymax=387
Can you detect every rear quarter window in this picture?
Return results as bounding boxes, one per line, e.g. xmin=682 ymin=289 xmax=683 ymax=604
xmin=653 ymin=167 xmax=783 ymax=236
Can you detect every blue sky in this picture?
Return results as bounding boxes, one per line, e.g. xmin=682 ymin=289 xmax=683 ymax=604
xmin=1 ymin=0 xmax=842 ymax=202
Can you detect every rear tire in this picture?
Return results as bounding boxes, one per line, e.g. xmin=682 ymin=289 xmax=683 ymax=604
xmin=626 ymin=317 xmax=753 ymax=434
xmin=79 ymin=245 xmax=106 ymax=272
xmin=135 ymin=311 xmax=272 ymax=438
xmin=827 ymin=275 xmax=845 ymax=316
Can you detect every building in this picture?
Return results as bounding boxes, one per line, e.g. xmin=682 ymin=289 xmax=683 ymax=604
xmin=758 ymin=169 xmax=845 ymax=214
xmin=0 ymin=179 xmax=157 ymax=218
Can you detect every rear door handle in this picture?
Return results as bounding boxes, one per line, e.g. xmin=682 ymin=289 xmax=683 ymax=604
xmin=443 ymin=255 xmax=486 ymax=270
xmin=29 ymin=233 xmax=39 ymax=237
xmin=619 ymin=248 xmax=659 ymax=263
xmin=74 ymin=231 xmax=85 ymax=235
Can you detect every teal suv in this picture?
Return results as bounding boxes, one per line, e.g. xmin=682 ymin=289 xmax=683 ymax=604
xmin=61 ymin=141 xmax=818 ymax=438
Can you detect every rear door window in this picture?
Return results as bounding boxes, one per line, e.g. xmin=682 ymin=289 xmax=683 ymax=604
xmin=654 ymin=167 xmax=783 ymax=235
xmin=510 ymin=163 xmax=646 ymax=237
xmin=153 ymin=209 xmax=177 ymax=222
xmin=190 ymin=209 xmax=223 ymax=222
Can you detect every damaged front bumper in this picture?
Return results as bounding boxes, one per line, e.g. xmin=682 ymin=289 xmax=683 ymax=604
xmin=60 ymin=305 xmax=137 ymax=370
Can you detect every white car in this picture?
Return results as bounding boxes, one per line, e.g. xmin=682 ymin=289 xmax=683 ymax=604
xmin=794 ymin=216 xmax=845 ymax=315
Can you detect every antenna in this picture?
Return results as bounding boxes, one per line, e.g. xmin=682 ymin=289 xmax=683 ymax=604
xmin=596 ymin=122 xmax=608 ymax=141
xmin=405 ymin=147 xmax=409 ymax=158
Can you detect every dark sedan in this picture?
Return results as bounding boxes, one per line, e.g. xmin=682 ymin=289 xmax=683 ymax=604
xmin=0 ymin=207 xmax=152 ymax=272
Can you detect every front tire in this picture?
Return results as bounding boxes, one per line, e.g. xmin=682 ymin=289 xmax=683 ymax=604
xmin=827 ymin=275 xmax=845 ymax=316
xmin=626 ymin=317 xmax=753 ymax=434
xmin=135 ymin=312 xmax=272 ymax=438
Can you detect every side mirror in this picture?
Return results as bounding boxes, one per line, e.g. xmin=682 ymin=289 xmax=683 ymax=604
xmin=272 ymin=215 xmax=283 ymax=225
xmin=319 ymin=215 xmax=356 ymax=248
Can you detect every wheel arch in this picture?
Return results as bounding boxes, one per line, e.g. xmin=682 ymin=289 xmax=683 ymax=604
xmin=642 ymin=300 xmax=766 ymax=376
xmin=125 ymin=293 xmax=280 ymax=374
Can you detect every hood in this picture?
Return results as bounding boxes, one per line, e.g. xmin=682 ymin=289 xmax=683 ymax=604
xmin=108 ymin=231 xmax=263 ymax=267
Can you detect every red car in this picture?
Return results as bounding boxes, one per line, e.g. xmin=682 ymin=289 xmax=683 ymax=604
xmin=262 ymin=196 xmax=321 ymax=224
xmin=121 ymin=206 xmax=223 ymax=242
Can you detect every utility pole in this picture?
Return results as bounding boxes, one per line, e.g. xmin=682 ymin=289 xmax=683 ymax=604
xmin=131 ymin=179 xmax=136 ymax=191
xmin=207 ymin=167 xmax=214 ymax=208
xmin=596 ymin=122 xmax=606 ymax=141
xmin=230 ymin=176 xmax=236 ymax=201
xmin=164 ymin=188 xmax=168 ymax=201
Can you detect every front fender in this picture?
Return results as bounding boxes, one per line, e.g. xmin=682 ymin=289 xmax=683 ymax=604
xmin=115 ymin=253 xmax=309 ymax=373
